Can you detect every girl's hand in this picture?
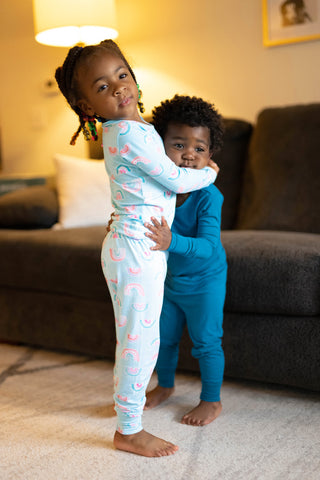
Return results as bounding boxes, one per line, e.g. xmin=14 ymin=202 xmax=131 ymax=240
xmin=208 ymin=160 xmax=219 ymax=175
xmin=106 ymin=212 xmax=115 ymax=233
xmin=144 ymin=216 xmax=172 ymax=251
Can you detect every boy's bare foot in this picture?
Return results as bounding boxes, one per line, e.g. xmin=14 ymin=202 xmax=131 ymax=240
xmin=113 ymin=429 xmax=178 ymax=457
xmin=144 ymin=385 xmax=174 ymax=410
xmin=181 ymin=400 xmax=222 ymax=426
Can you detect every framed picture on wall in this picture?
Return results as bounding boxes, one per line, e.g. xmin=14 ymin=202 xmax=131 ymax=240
xmin=262 ymin=0 xmax=320 ymax=46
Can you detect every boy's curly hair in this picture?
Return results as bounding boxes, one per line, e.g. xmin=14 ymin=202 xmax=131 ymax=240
xmin=152 ymin=94 xmax=224 ymax=154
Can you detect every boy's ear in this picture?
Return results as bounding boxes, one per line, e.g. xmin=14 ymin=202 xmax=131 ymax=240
xmin=77 ymin=99 xmax=95 ymax=116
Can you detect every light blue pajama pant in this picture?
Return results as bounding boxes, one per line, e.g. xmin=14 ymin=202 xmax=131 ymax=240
xmin=101 ymin=233 xmax=167 ymax=434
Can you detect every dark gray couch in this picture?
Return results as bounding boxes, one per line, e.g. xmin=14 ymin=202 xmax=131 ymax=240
xmin=0 ymin=103 xmax=319 ymax=391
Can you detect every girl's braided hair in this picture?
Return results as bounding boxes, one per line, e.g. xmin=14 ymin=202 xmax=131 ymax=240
xmin=152 ymin=94 xmax=224 ymax=155
xmin=55 ymin=39 xmax=144 ymax=145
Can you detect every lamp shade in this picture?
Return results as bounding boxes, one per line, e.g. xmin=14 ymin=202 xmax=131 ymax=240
xmin=32 ymin=0 xmax=118 ymax=47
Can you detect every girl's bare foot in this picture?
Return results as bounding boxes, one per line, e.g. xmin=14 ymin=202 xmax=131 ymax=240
xmin=181 ymin=400 xmax=222 ymax=426
xmin=113 ymin=429 xmax=178 ymax=457
xmin=144 ymin=385 xmax=174 ymax=410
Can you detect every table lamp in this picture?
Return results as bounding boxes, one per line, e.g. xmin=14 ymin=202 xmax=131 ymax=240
xmin=32 ymin=0 xmax=118 ymax=47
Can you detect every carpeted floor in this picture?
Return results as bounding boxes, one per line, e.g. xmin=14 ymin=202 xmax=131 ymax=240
xmin=0 ymin=343 xmax=319 ymax=480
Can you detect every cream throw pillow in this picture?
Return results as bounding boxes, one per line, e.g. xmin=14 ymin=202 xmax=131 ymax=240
xmin=54 ymin=154 xmax=113 ymax=228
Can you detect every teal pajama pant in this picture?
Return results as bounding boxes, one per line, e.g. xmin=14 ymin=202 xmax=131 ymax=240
xmin=101 ymin=233 xmax=167 ymax=434
xmin=156 ymin=266 xmax=227 ymax=402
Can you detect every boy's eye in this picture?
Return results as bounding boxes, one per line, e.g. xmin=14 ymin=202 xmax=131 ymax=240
xmin=98 ymin=84 xmax=108 ymax=93
xmin=195 ymin=147 xmax=205 ymax=152
xmin=119 ymin=73 xmax=127 ymax=79
xmin=174 ymin=143 xmax=184 ymax=149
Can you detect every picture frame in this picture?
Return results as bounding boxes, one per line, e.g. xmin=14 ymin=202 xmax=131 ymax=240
xmin=262 ymin=0 xmax=320 ymax=46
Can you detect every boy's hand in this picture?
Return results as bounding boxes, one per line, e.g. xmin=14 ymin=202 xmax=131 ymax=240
xmin=144 ymin=216 xmax=172 ymax=251
xmin=208 ymin=160 xmax=219 ymax=175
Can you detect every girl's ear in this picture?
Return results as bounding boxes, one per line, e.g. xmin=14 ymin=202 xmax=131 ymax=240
xmin=77 ymin=99 xmax=95 ymax=116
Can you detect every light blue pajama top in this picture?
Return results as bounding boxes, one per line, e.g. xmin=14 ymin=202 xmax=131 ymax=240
xmin=102 ymin=119 xmax=217 ymax=240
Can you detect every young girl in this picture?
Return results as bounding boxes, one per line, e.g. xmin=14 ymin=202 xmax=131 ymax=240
xmin=55 ymin=40 xmax=218 ymax=457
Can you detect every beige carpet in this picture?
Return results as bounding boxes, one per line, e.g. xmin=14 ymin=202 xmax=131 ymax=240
xmin=0 ymin=343 xmax=319 ymax=480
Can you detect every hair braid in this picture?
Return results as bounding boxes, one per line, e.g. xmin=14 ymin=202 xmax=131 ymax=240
xmin=55 ymin=46 xmax=83 ymax=110
xmin=70 ymin=125 xmax=82 ymax=146
xmin=55 ymin=46 xmax=86 ymax=145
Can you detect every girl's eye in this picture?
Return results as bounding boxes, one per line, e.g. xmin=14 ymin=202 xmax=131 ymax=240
xmin=196 ymin=147 xmax=205 ymax=152
xmin=119 ymin=73 xmax=127 ymax=79
xmin=174 ymin=143 xmax=184 ymax=149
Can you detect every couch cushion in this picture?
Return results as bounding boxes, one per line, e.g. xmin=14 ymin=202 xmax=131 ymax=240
xmin=236 ymin=104 xmax=320 ymax=234
xmin=213 ymin=118 xmax=252 ymax=230
xmin=0 ymin=227 xmax=109 ymax=302
xmin=222 ymin=230 xmax=320 ymax=316
xmin=1 ymin=228 xmax=318 ymax=317
xmin=0 ymin=185 xmax=58 ymax=229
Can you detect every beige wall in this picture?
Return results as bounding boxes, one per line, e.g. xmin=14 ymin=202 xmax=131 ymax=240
xmin=1 ymin=0 xmax=319 ymax=176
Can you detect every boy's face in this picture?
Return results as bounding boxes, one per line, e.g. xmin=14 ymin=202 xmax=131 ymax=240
xmin=163 ymin=123 xmax=212 ymax=169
